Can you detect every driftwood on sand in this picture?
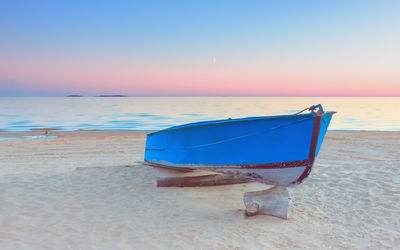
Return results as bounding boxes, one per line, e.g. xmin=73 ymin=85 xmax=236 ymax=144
xmin=243 ymin=186 xmax=291 ymax=219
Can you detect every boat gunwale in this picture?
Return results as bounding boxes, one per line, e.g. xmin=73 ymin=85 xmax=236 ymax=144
xmin=147 ymin=111 xmax=336 ymax=135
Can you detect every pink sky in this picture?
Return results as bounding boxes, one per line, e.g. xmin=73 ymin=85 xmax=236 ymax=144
xmin=1 ymin=55 xmax=399 ymax=96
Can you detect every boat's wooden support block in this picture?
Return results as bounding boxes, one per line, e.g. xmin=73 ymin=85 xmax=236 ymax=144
xmin=157 ymin=174 xmax=251 ymax=187
xmin=243 ymin=186 xmax=291 ymax=219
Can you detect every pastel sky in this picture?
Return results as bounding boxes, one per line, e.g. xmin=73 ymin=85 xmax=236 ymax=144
xmin=0 ymin=0 xmax=399 ymax=96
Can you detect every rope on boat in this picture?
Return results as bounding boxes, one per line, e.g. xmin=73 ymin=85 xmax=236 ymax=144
xmin=293 ymin=104 xmax=324 ymax=115
xmin=184 ymin=116 xmax=315 ymax=149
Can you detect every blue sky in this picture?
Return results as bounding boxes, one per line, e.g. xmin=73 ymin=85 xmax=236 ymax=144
xmin=1 ymin=0 xmax=399 ymax=96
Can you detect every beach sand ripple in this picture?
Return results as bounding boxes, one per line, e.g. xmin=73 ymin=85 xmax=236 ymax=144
xmin=0 ymin=131 xmax=399 ymax=249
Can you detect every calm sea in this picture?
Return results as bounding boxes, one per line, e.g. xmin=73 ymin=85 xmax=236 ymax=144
xmin=0 ymin=97 xmax=399 ymax=132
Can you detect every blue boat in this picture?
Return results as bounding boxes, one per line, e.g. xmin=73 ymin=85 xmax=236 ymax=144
xmin=144 ymin=105 xmax=335 ymax=187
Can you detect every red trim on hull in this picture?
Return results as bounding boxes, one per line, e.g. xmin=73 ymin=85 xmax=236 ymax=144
xmin=292 ymin=114 xmax=322 ymax=184
xmin=145 ymin=159 xmax=310 ymax=170
xmin=228 ymin=160 xmax=310 ymax=169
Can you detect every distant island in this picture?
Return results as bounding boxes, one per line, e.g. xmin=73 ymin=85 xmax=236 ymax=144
xmin=95 ymin=95 xmax=128 ymax=97
xmin=66 ymin=94 xmax=128 ymax=97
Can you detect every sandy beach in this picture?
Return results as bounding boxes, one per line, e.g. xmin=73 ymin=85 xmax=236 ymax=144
xmin=0 ymin=130 xmax=399 ymax=249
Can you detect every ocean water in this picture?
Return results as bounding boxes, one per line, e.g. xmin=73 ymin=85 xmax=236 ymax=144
xmin=0 ymin=97 xmax=399 ymax=132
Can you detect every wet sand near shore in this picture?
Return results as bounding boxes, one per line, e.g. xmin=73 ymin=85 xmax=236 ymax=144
xmin=0 ymin=130 xmax=399 ymax=249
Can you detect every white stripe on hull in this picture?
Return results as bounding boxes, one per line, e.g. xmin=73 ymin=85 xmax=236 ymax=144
xmin=144 ymin=160 xmax=307 ymax=187
xmin=203 ymin=166 xmax=307 ymax=187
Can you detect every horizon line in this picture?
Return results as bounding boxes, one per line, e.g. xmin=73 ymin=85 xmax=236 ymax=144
xmin=1 ymin=95 xmax=400 ymax=98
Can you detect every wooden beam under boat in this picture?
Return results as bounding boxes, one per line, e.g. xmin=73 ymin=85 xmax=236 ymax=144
xmin=157 ymin=174 xmax=251 ymax=187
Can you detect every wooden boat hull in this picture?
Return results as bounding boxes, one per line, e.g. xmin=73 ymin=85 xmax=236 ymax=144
xmin=145 ymin=110 xmax=335 ymax=186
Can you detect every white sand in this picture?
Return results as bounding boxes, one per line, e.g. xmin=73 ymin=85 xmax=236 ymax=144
xmin=0 ymin=131 xmax=399 ymax=249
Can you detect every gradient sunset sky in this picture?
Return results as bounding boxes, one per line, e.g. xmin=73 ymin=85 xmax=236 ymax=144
xmin=1 ymin=0 xmax=399 ymax=97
